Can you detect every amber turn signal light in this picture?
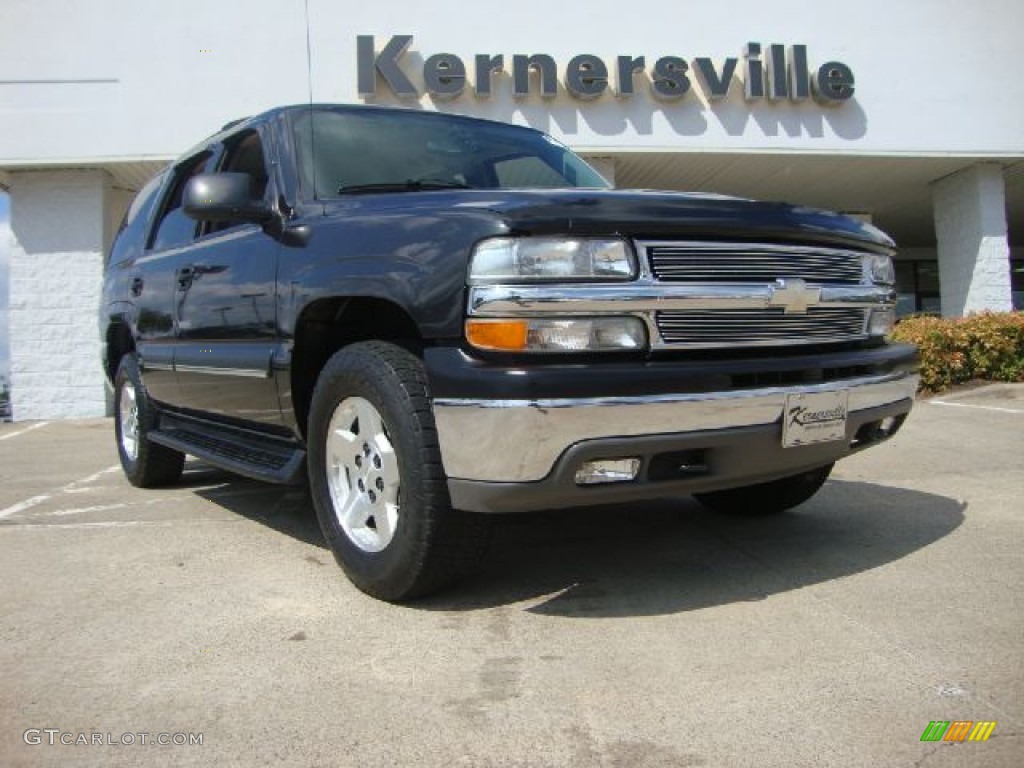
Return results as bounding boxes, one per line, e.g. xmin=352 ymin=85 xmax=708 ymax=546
xmin=465 ymin=319 xmax=529 ymax=351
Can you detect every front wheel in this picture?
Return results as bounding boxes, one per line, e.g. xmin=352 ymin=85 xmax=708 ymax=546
xmin=693 ymin=463 xmax=834 ymax=516
xmin=307 ymin=342 xmax=489 ymax=602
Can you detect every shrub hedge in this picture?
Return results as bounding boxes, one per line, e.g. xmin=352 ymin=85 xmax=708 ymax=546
xmin=890 ymin=311 xmax=1024 ymax=393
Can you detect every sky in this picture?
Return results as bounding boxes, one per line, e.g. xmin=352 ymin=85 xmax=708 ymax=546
xmin=0 ymin=191 xmax=9 ymax=378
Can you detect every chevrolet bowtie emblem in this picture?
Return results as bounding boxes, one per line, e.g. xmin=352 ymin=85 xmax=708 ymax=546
xmin=768 ymin=278 xmax=821 ymax=314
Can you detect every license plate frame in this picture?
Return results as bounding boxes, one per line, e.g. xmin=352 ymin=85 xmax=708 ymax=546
xmin=782 ymin=390 xmax=850 ymax=447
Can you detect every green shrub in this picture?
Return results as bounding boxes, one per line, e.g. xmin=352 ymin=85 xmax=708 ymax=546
xmin=890 ymin=311 xmax=1024 ymax=393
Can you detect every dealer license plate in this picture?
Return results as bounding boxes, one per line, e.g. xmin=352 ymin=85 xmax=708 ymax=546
xmin=782 ymin=390 xmax=849 ymax=447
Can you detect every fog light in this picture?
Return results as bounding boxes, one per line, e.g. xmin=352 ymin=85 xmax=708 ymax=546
xmin=868 ymin=308 xmax=895 ymax=336
xmin=574 ymin=458 xmax=641 ymax=485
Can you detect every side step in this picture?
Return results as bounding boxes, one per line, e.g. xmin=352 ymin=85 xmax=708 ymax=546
xmin=149 ymin=411 xmax=306 ymax=485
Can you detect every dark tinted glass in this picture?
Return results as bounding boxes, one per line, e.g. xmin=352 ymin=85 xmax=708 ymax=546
xmin=150 ymin=153 xmax=211 ymax=251
xmin=108 ymin=172 xmax=165 ymax=265
xmin=219 ymin=131 xmax=269 ymax=198
xmin=292 ymin=108 xmax=608 ymax=199
xmin=916 ymin=261 xmax=940 ymax=293
xmin=208 ymin=131 xmax=270 ymax=233
xmin=1012 ymin=259 xmax=1023 ymax=310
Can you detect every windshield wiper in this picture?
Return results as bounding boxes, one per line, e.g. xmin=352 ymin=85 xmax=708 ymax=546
xmin=338 ymin=179 xmax=472 ymax=194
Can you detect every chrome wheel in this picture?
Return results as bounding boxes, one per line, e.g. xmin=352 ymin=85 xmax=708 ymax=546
xmin=119 ymin=379 xmax=139 ymax=461
xmin=326 ymin=396 xmax=400 ymax=553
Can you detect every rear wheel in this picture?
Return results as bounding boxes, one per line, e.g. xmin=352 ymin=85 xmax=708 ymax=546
xmin=693 ymin=463 xmax=834 ymax=516
xmin=307 ymin=341 xmax=489 ymax=602
xmin=114 ymin=354 xmax=184 ymax=487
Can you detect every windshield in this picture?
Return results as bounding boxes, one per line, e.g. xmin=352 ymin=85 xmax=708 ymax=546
xmin=292 ymin=107 xmax=609 ymax=199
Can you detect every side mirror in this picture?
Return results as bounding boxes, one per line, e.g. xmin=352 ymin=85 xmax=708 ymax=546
xmin=183 ymin=172 xmax=272 ymax=224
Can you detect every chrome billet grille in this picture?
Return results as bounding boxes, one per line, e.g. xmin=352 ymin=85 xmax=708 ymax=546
xmin=655 ymin=307 xmax=868 ymax=348
xmin=646 ymin=242 xmax=864 ymax=284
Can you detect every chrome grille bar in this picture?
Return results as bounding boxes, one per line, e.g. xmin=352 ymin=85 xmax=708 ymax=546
xmin=656 ymin=307 xmax=868 ymax=348
xmin=644 ymin=241 xmax=865 ymax=284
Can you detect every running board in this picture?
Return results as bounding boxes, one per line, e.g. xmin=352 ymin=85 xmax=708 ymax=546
xmin=149 ymin=412 xmax=306 ymax=485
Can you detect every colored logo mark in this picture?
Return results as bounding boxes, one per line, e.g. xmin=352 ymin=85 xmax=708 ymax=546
xmin=920 ymin=721 xmax=996 ymax=742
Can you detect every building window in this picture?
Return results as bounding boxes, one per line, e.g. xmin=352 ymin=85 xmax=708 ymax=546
xmin=897 ymin=258 xmax=1023 ymax=315
xmin=1012 ymin=259 xmax=1024 ymax=311
xmin=895 ymin=260 xmax=941 ymax=317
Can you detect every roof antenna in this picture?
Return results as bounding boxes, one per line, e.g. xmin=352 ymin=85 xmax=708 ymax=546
xmin=303 ymin=0 xmax=317 ymax=201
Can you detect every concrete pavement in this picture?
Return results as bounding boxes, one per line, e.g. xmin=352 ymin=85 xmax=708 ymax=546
xmin=1 ymin=386 xmax=1021 ymax=767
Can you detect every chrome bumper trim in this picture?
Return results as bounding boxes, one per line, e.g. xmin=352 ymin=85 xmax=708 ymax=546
xmin=468 ymin=280 xmax=894 ymax=350
xmin=468 ymin=281 xmax=894 ymax=315
xmin=433 ymin=372 xmax=918 ymax=483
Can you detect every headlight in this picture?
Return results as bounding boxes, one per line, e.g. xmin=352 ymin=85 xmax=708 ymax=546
xmin=466 ymin=316 xmax=647 ymax=352
xmin=864 ymin=254 xmax=895 ymax=285
xmin=468 ymin=237 xmax=636 ymax=283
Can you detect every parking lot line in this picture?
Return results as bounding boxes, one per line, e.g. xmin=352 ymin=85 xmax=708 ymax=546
xmin=0 ymin=494 xmax=52 ymax=520
xmin=0 ymin=421 xmax=49 ymax=441
xmin=927 ymin=400 xmax=1024 ymax=415
xmin=0 ymin=463 xmax=121 ymax=520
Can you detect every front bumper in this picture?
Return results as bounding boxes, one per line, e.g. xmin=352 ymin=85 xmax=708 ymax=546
xmin=426 ymin=345 xmax=917 ymax=513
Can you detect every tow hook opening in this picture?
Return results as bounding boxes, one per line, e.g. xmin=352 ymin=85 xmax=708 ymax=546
xmin=647 ymin=449 xmax=709 ymax=482
xmin=852 ymin=414 xmax=906 ymax=448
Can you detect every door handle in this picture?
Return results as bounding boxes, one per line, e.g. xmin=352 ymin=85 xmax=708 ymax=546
xmin=130 ymin=277 xmax=144 ymax=297
xmin=176 ymin=266 xmax=195 ymax=290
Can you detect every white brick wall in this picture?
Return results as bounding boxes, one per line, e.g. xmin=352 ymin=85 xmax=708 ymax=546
xmin=933 ymin=164 xmax=1012 ymax=317
xmin=8 ymin=170 xmax=112 ymax=420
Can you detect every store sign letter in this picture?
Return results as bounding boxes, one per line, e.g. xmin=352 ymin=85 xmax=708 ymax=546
xmin=356 ymin=35 xmax=855 ymax=105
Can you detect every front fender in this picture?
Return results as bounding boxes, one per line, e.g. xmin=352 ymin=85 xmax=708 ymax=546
xmin=276 ymin=203 xmax=506 ymax=339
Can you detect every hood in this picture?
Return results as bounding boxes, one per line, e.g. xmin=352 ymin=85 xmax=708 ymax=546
xmin=319 ymin=188 xmax=895 ymax=252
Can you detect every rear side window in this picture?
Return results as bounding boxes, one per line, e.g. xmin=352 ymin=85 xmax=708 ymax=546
xmin=148 ymin=152 xmax=211 ymax=251
xmin=107 ymin=173 xmax=165 ymax=266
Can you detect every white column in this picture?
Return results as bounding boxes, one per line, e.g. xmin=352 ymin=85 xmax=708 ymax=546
xmin=585 ymin=156 xmax=616 ymax=188
xmin=932 ymin=163 xmax=1012 ymax=317
xmin=8 ymin=169 xmax=112 ymax=420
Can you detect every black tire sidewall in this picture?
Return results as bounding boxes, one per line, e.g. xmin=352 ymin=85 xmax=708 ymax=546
xmin=307 ymin=343 xmax=448 ymax=599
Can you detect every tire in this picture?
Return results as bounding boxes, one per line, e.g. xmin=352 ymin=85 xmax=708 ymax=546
xmin=114 ymin=354 xmax=185 ymax=487
xmin=307 ymin=341 xmax=489 ymax=602
xmin=693 ymin=463 xmax=834 ymax=516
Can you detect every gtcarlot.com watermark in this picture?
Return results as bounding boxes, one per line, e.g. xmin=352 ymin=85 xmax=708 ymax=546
xmin=24 ymin=729 xmax=203 ymax=747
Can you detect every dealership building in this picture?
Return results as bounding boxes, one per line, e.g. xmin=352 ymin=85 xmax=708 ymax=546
xmin=1 ymin=0 xmax=1021 ymax=420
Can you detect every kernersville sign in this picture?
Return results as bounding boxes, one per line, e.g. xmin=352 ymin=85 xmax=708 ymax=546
xmin=357 ymin=35 xmax=855 ymax=105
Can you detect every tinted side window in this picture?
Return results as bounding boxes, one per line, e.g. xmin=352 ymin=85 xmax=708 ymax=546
xmin=208 ymin=131 xmax=271 ymax=233
xmin=494 ymin=155 xmax=567 ymax=188
xmin=107 ymin=172 xmax=165 ymax=266
xmin=148 ymin=153 xmax=211 ymax=251
xmin=220 ymin=130 xmax=270 ymax=197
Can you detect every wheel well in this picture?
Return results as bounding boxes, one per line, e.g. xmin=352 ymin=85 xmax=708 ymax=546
xmin=291 ymin=297 xmax=422 ymax=438
xmin=105 ymin=322 xmax=134 ymax=383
